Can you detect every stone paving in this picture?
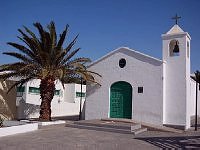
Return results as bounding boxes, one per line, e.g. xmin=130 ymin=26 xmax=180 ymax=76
xmin=136 ymin=129 xmax=200 ymax=149
xmin=0 ymin=124 xmax=157 ymax=150
xmin=0 ymin=123 xmax=200 ymax=150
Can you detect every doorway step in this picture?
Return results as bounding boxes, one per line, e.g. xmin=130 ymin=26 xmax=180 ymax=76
xmin=102 ymin=118 xmax=183 ymax=133
xmin=65 ymin=119 xmax=147 ymax=135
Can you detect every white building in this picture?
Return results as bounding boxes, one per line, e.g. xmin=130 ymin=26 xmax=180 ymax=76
xmin=16 ymin=79 xmax=86 ymax=120
xmin=85 ymin=24 xmax=200 ymax=129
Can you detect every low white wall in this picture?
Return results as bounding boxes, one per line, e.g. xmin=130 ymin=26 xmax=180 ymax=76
xmin=38 ymin=120 xmax=66 ymax=126
xmin=0 ymin=123 xmax=38 ymax=137
xmin=188 ymin=79 xmax=196 ymax=117
xmin=17 ymin=100 xmax=85 ymax=119
xmin=189 ymin=79 xmax=200 ymax=115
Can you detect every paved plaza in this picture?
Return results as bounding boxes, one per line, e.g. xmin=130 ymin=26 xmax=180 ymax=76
xmin=0 ymin=123 xmax=200 ymax=150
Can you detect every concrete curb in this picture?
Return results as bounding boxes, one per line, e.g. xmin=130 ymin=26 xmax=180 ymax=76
xmin=38 ymin=120 xmax=66 ymax=126
xmin=0 ymin=123 xmax=38 ymax=137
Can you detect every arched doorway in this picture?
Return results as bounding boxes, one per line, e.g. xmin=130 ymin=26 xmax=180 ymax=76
xmin=110 ymin=81 xmax=132 ymax=119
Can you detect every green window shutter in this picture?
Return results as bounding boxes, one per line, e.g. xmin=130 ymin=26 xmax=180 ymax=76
xmin=17 ymin=86 xmax=25 ymax=92
xmin=54 ymin=90 xmax=60 ymax=95
xmin=29 ymin=87 xmax=40 ymax=94
xmin=76 ymin=92 xmax=86 ymax=98
xmin=28 ymin=87 xmax=61 ymax=96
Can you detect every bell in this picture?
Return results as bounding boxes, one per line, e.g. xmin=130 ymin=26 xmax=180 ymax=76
xmin=173 ymin=42 xmax=179 ymax=53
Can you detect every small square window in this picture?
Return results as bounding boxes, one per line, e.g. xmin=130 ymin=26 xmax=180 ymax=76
xmin=138 ymin=87 xmax=143 ymax=93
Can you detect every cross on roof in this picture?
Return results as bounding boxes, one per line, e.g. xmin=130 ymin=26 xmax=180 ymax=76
xmin=172 ymin=14 xmax=181 ymax=25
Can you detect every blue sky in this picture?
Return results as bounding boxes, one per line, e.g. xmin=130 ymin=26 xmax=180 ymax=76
xmin=0 ymin=0 xmax=199 ymax=71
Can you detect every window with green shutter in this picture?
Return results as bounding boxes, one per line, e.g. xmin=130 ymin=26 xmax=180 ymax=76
xmin=17 ymin=86 xmax=25 ymax=97
xmin=17 ymin=86 xmax=25 ymax=92
xmin=28 ymin=87 xmax=60 ymax=96
xmin=54 ymin=90 xmax=60 ymax=96
xmin=29 ymin=87 xmax=40 ymax=94
xmin=76 ymin=92 xmax=86 ymax=98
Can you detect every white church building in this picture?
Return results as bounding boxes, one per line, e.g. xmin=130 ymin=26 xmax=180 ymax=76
xmin=85 ymin=23 xmax=200 ymax=129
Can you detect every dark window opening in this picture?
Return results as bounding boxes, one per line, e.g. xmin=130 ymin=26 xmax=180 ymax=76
xmin=138 ymin=87 xmax=143 ymax=93
xmin=17 ymin=86 xmax=25 ymax=92
xmin=169 ymin=40 xmax=180 ymax=56
xmin=119 ymin=58 xmax=126 ymax=68
xmin=187 ymin=41 xmax=190 ymax=58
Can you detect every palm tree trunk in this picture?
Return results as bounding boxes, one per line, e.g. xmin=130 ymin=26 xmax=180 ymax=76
xmin=39 ymin=76 xmax=55 ymax=121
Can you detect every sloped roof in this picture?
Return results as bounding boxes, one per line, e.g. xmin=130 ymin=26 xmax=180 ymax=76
xmin=162 ymin=24 xmax=191 ymax=40
xmin=166 ymin=24 xmax=184 ymax=34
xmin=88 ymin=47 xmax=163 ymax=67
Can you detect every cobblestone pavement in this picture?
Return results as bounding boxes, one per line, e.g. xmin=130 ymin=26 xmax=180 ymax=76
xmin=0 ymin=124 xmax=200 ymax=150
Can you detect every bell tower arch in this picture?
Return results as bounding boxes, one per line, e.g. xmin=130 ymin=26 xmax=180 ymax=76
xmin=162 ymin=17 xmax=191 ymax=129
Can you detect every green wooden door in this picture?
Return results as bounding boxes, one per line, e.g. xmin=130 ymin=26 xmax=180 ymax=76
xmin=110 ymin=81 xmax=132 ymax=119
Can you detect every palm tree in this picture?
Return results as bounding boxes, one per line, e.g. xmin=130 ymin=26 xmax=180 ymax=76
xmin=0 ymin=21 xmax=100 ymax=121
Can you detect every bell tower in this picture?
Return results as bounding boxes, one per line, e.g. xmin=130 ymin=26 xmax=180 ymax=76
xmin=162 ymin=15 xmax=191 ymax=129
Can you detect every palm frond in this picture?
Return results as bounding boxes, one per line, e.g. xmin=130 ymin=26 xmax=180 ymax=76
xmin=0 ymin=62 xmax=27 ymax=72
xmin=67 ymin=57 xmax=91 ymax=65
xmin=7 ymin=42 xmax=35 ymax=59
xmin=61 ymin=48 xmax=80 ymax=64
xmin=56 ymin=25 xmax=69 ymax=50
xmin=3 ymin=52 xmax=32 ymax=63
xmin=47 ymin=21 xmax=57 ymax=49
xmin=64 ymin=35 xmax=78 ymax=53
xmin=17 ymin=29 xmax=41 ymax=58
xmin=0 ymin=72 xmax=18 ymax=80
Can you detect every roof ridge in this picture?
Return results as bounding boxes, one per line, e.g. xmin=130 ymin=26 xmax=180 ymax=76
xmin=88 ymin=47 xmax=162 ymax=68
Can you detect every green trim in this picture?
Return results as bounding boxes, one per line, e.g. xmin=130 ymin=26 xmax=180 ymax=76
xmin=17 ymin=86 xmax=25 ymax=92
xmin=29 ymin=87 xmax=40 ymax=94
xmin=54 ymin=90 xmax=60 ymax=95
xmin=76 ymin=92 xmax=86 ymax=98
xmin=28 ymin=87 xmax=60 ymax=95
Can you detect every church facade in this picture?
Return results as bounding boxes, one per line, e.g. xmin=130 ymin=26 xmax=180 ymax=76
xmin=85 ymin=24 xmax=200 ymax=129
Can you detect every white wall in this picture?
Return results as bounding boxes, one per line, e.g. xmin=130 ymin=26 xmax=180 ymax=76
xmin=86 ymin=47 xmax=163 ymax=125
xmin=17 ymin=80 xmax=86 ymax=119
xmin=189 ymin=79 xmax=196 ymax=117
xmin=64 ymin=84 xmax=75 ymax=103
xmin=26 ymin=79 xmax=63 ymax=105
xmin=189 ymin=79 xmax=200 ymax=117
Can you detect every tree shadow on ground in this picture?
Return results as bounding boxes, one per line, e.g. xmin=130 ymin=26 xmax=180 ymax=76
xmin=136 ymin=135 xmax=200 ymax=149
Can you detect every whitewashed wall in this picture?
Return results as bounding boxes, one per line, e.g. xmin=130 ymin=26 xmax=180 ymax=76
xmin=17 ymin=79 xmax=86 ymax=119
xmin=189 ymin=79 xmax=196 ymax=118
xmin=189 ymin=79 xmax=200 ymax=116
xmin=86 ymin=47 xmax=163 ymax=125
xmin=162 ymin=30 xmax=191 ymax=129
